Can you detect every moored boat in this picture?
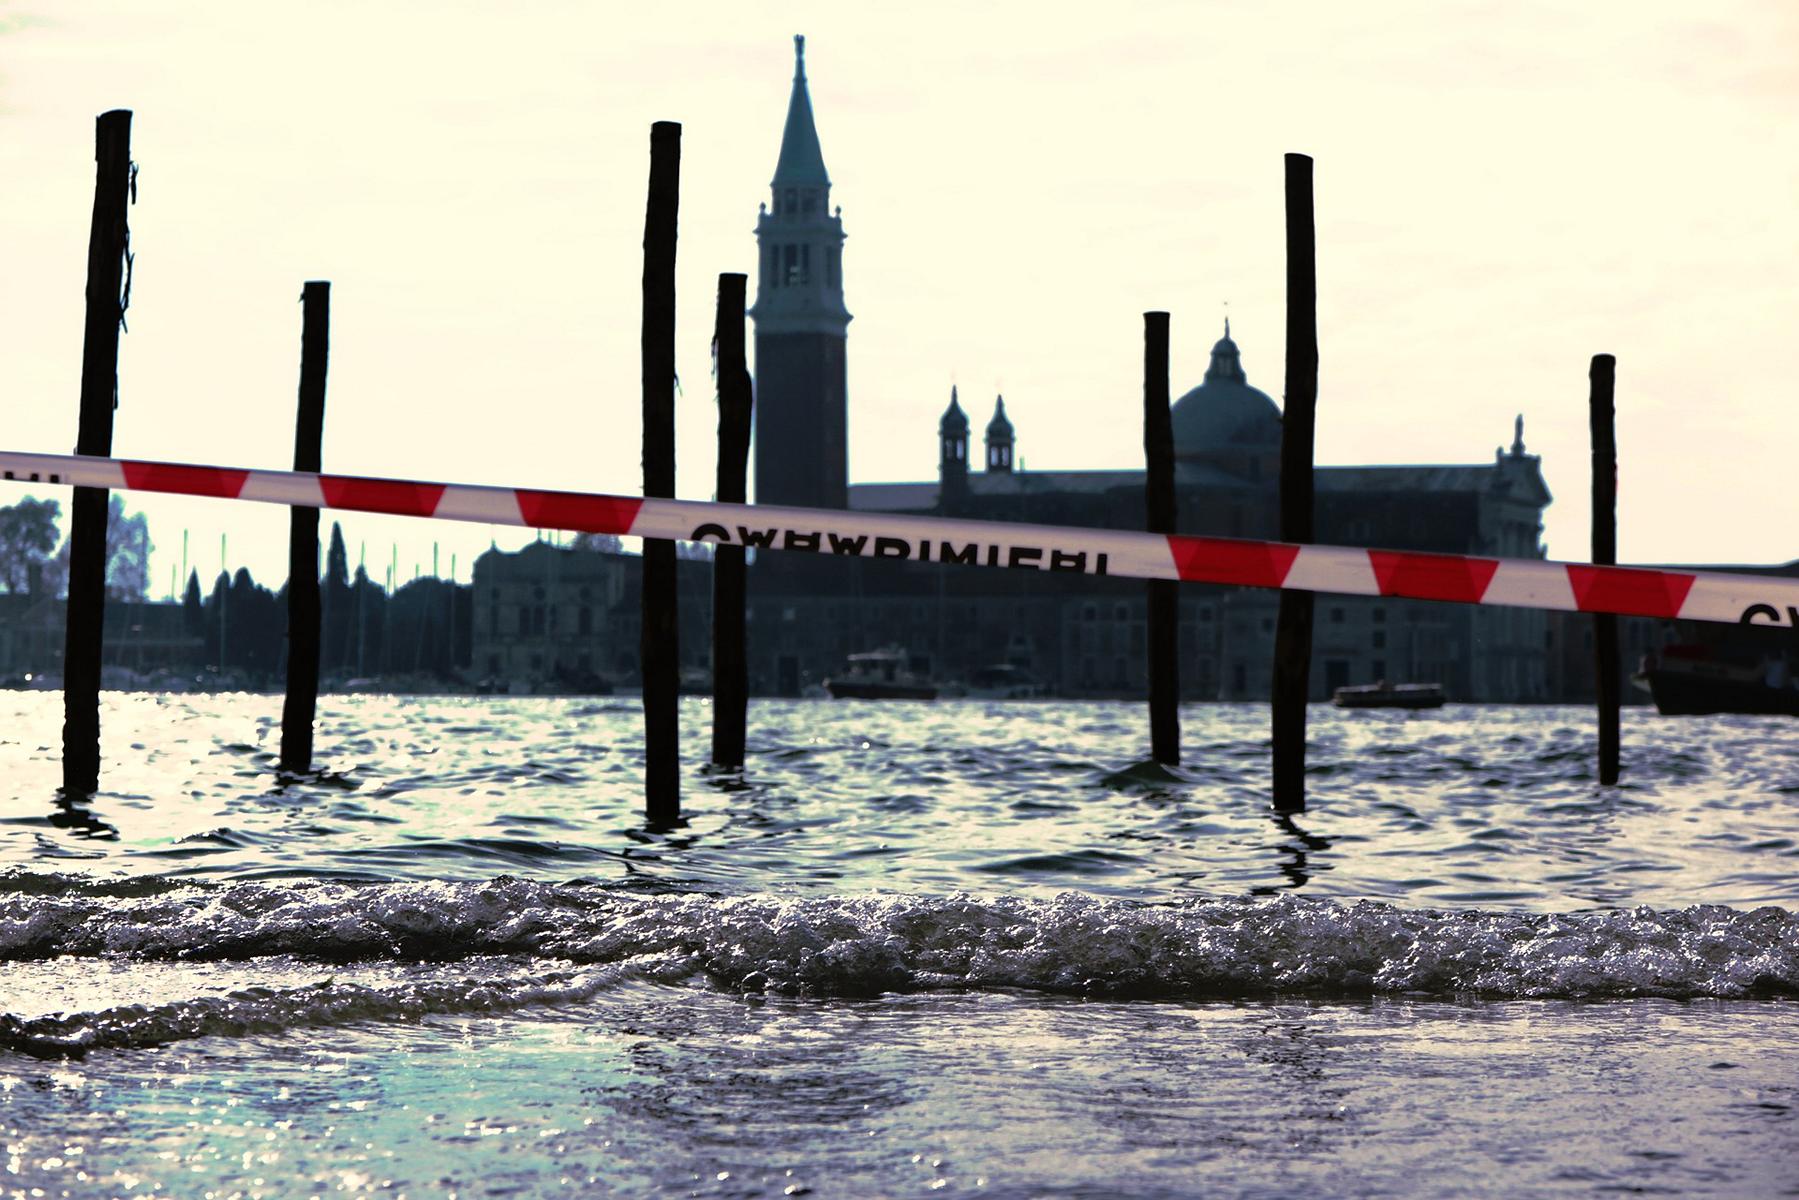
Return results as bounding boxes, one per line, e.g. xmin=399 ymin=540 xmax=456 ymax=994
xmin=823 ymin=648 xmax=939 ymax=700
xmin=962 ymin=664 xmax=1048 ymax=700
xmin=1332 ymin=680 xmax=1445 ymax=710
xmin=1633 ymin=645 xmax=1798 ymax=716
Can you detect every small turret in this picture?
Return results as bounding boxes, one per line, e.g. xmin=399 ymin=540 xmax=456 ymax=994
xmin=939 ymin=386 xmax=969 ymax=511
xmin=985 ymin=395 xmax=1014 ymax=473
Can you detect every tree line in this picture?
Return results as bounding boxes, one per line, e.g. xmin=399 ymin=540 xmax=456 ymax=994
xmin=0 ymin=498 xmax=470 ymax=685
xmin=179 ymin=523 xmax=471 ymax=685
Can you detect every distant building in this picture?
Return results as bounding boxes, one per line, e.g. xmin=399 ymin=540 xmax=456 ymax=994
xmin=749 ymin=34 xmax=851 ymax=514
xmin=731 ymin=35 xmax=1561 ymax=701
xmin=472 ymin=39 xmax=1788 ymax=706
xmin=0 ymin=590 xmax=202 ymax=683
xmin=469 ymin=541 xmax=711 ymax=692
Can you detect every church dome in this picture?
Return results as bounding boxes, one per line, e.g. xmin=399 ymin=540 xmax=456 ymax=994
xmin=1168 ymin=322 xmax=1282 ymax=454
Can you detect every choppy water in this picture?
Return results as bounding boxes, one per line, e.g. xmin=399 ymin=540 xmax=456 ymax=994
xmin=1 ymin=694 xmax=1794 ymax=1196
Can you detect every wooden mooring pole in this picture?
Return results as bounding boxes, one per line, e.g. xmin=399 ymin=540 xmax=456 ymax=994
xmin=641 ymin=120 xmax=682 ymax=823
xmin=1143 ymin=310 xmax=1179 ymax=765
xmin=61 ymin=109 xmax=133 ymax=797
xmin=279 ymin=282 xmax=330 ymax=775
xmin=1589 ymin=353 xmax=1620 ymax=785
xmin=1271 ymin=152 xmax=1318 ymax=814
xmin=711 ymin=273 xmax=751 ymax=770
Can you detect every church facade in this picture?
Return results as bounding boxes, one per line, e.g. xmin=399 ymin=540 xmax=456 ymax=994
xmin=741 ymin=37 xmax=1556 ymax=701
xmin=462 ymin=38 xmax=1560 ymax=702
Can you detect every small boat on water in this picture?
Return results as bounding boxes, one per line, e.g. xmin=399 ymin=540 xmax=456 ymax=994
xmin=1633 ymin=644 xmax=1799 ymax=716
xmin=1332 ymin=680 xmax=1445 ymax=710
xmin=823 ymin=648 xmax=939 ymax=700
xmin=962 ymin=664 xmax=1049 ymax=700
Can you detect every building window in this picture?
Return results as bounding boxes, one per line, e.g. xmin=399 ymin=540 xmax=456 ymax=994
xmin=1373 ymin=659 xmax=1387 ymax=680
xmin=1373 ymin=607 xmax=1387 ymax=624
xmin=801 ymin=189 xmax=817 ymax=213
xmin=783 ymin=188 xmax=796 ymax=213
xmin=1330 ymin=607 xmax=1345 ymax=623
xmin=518 ymin=609 xmax=530 ymax=636
xmin=1372 ymin=630 xmax=1386 ymax=649
xmin=579 ymin=607 xmax=592 ymax=635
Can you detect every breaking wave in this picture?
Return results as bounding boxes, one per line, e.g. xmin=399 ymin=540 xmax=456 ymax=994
xmin=3 ymin=875 xmax=1794 ymax=1040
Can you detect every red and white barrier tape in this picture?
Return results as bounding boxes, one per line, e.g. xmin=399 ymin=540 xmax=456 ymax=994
xmin=3 ymin=450 xmax=1795 ymax=628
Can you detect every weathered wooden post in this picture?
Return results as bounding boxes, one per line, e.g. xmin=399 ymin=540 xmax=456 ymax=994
xmin=1143 ymin=310 xmax=1179 ymax=764
xmin=711 ymin=273 xmax=751 ymax=770
xmin=641 ymin=120 xmax=682 ymax=823
xmin=1589 ymin=353 xmax=1620 ymax=785
xmin=62 ymin=108 xmax=133 ymax=797
xmin=279 ymin=282 xmax=330 ymax=774
xmin=1271 ymin=152 xmax=1318 ymax=814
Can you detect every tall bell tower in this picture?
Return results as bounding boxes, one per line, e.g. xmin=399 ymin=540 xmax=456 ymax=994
xmin=749 ymin=35 xmax=852 ymax=511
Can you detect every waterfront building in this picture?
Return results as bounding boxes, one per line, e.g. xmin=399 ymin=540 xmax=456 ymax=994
xmin=468 ymin=37 xmax=1799 ymax=704
xmin=749 ymin=34 xmax=852 ymax=514
xmin=732 ymin=37 xmax=1561 ymax=700
xmin=468 ymin=540 xmax=711 ymax=692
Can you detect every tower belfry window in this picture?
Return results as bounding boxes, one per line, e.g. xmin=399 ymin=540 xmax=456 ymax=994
xmin=802 ymin=190 xmax=818 ymax=213
xmin=783 ymin=244 xmax=810 ymax=286
xmin=783 ymin=188 xmax=797 ymax=214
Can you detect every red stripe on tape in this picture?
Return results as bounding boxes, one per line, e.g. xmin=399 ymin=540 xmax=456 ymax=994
xmin=1167 ymin=536 xmax=1301 ymax=589
xmin=121 ymin=462 xmax=249 ymax=499
xmin=1566 ymin=564 xmax=1695 ymax=619
xmin=1369 ymin=550 xmax=1500 ymax=605
xmin=516 ymin=490 xmax=642 ymax=536
xmin=319 ymin=476 xmax=447 ymax=518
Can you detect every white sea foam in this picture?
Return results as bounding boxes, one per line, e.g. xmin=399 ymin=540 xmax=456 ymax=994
xmin=2 ymin=878 xmax=1793 ymax=1016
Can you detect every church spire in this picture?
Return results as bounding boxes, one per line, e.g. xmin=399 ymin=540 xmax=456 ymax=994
xmin=749 ymin=36 xmax=852 ymax=510
xmin=773 ymin=34 xmax=830 ymax=188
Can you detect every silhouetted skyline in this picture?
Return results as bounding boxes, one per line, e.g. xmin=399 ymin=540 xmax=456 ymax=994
xmin=3 ymin=1 xmax=1794 ymax=595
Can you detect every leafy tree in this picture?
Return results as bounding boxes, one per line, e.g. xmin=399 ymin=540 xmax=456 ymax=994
xmin=205 ymin=571 xmax=229 ymax=668
xmin=103 ymin=495 xmax=153 ymax=600
xmin=6 ymin=495 xmax=156 ymax=600
xmin=349 ymin=564 xmax=385 ymax=677
xmin=0 ymin=497 xmax=62 ymax=594
xmin=182 ymin=570 xmax=205 ymax=639
xmin=322 ymin=522 xmax=353 ymax=670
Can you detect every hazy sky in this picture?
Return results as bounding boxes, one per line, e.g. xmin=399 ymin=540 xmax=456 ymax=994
xmin=3 ymin=0 xmax=1795 ymax=597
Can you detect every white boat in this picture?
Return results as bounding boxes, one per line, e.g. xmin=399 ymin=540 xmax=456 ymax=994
xmin=1332 ymin=680 xmax=1445 ymax=710
xmin=823 ymin=648 xmax=938 ymax=700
